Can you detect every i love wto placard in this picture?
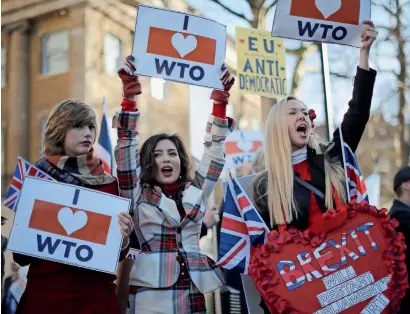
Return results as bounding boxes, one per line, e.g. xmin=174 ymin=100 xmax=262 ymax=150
xmin=271 ymin=0 xmax=371 ymax=47
xmin=132 ymin=5 xmax=226 ymax=90
xmin=7 ymin=177 xmax=131 ymax=274
xmin=225 ymin=130 xmax=263 ymax=169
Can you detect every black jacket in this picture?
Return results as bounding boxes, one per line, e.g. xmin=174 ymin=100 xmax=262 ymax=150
xmin=390 ymin=199 xmax=410 ymax=313
xmin=254 ymin=67 xmax=377 ymax=231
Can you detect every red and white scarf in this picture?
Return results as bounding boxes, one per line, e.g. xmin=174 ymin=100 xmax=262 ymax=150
xmin=45 ymin=148 xmax=115 ymax=185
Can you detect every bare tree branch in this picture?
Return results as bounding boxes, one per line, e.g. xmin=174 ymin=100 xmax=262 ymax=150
xmin=289 ymin=43 xmax=319 ymax=95
xmin=374 ymin=2 xmax=397 ymax=16
xmin=377 ymin=25 xmax=396 ymax=34
xmin=303 ymin=65 xmax=321 ymax=73
xmin=266 ymin=0 xmax=277 ymax=13
xmin=330 ymin=72 xmax=350 ymax=79
xmin=207 ymin=0 xmax=250 ymax=23
xmin=397 ymin=80 xmax=410 ymax=89
xmin=286 ymin=47 xmax=304 ymax=56
xmin=374 ymin=68 xmax=396 ymax=75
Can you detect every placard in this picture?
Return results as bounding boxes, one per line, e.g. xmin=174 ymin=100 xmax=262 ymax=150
xmin=271 ymin=0 xmax=371 ymax=47
xmin=249 ymin=205 xmax=407 ymax=313
xmin=236 ymin=27 xmax=286 ymax=98
xmin=226 ymin=130 xmax=263 ymax=169
xmin=7 ymin=177 xmax=130 ymax=274
xmin=132 ymin=5 xmax=226 ymax=89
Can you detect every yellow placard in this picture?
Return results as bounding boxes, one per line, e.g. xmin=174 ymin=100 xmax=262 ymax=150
xmin=236 ymin=27 xmax=287 ymax=98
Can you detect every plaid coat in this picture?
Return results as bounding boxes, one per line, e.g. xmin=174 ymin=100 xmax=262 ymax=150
xmin=114 ymin=110 xmax=235 ymax=294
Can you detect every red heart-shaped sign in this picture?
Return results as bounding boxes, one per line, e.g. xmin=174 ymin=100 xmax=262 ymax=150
xmin=239 ymin=39 xmax=245 ymax=44
xmin=249 ymin=203 xmax=407 ymax=314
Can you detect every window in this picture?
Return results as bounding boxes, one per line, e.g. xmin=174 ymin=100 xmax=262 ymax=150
xmin=104 ymin=33 xmax=122 ymax=76
xmin=1 ymin=45 xmax=6 ymax=87
xmin=42 ymin=31 xmax=69 ymax=75
xmin=150 ymin=78 xmax=166 ymax=100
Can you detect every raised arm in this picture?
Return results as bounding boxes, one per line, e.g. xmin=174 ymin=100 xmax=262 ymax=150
xmin=332 ymin=20 xmax=377 ymax=154
xmin=114 ymin=56 xmax=142 ymax=215
xmin=194 ymin=64 xmax=236 ymax=200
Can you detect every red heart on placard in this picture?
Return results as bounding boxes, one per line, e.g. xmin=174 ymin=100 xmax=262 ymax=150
xmin=249 ymin=204 xmax=408 ymax=314
xmin=239 ymin=39 xmax=245 ymax=44
xmin=277 ymin=44 xmax=282 ymax=48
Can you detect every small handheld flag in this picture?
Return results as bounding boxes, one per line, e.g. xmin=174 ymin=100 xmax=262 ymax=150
xmin=217 ymin=173 xmax=269 ymax=274
xmin=339 ymin=128 xmax=368 ymax=203
xmin=3 ymin=157 xmax=54 ymax=211
xmin=96 ymin=97 xmax=113 ymax=174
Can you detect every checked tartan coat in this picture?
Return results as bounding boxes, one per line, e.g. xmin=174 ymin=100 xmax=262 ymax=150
xmin=114 ymin=110 xmax=235 ymax=294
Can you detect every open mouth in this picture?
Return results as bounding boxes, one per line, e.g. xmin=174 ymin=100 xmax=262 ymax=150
xmin=296 ymin=123 xmax=307 ymax=136
xmin=161 ymin=166 xmax=173 ymax=177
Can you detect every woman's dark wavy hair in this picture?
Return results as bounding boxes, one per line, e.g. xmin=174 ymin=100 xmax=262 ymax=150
xmin=140 ymin=133 xmax=194 ymax=191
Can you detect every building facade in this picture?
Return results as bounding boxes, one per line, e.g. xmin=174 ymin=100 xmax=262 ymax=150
xmin=1 ymin=0 xmax=261 ymax=200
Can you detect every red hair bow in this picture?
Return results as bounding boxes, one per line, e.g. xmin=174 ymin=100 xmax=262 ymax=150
xmin=308 ymin=109 xmax=317 ymax=128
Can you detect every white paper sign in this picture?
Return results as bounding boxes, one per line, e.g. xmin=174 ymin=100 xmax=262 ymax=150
xmin=132 ymin=5 xmax=226 ymax=89
xmin=361 ymin=293 xmax=390 ymax=314
xmin=241 ymin=274 xmax=264 ymax=314
xmin=271 ymin=0 xmax=371 ymax=47
xmin=225 ymin=131 xmax=263 ymax=169
xmin=7 ymin=177 xmax=130 ymax=274
xmin=223 ymin=173 xmax=257 ymax=200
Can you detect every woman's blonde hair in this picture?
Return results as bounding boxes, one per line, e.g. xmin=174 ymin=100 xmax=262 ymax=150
xmin=42 ymin=99 xmax=97 ymax=155
xmin=260 ymin=96 xmax=346 ymax=227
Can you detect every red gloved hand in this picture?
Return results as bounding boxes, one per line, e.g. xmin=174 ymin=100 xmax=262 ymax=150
xmin=210 ymin=63 xmax=235 ymax=104
xmin=118 ymin=56 xmax=142 ymax=98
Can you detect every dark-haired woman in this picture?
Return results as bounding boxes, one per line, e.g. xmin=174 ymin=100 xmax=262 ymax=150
xmin=114 ymin=56 xmax=235 ymax=314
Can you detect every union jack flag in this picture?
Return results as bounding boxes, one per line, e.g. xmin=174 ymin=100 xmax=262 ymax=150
xmin=3 ymin=157 xmax=54 ymax=211
xmin=340 ymin=128 xmax=368 ymax=203
xmin=217 ymin=173 xmax=269 ymax=274
xmin=96 ymin=97 xmax=113 ymax=174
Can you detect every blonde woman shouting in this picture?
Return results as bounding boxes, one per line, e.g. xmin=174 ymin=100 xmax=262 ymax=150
xmin=252 ymin=20 xmax=378 ymax=313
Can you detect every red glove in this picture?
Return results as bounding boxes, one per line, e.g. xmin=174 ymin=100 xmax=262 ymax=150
xmin=210 ymin=63 xmax=235 ymax=104
xmin=118 ymin=56 xmax=142 ymax=98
